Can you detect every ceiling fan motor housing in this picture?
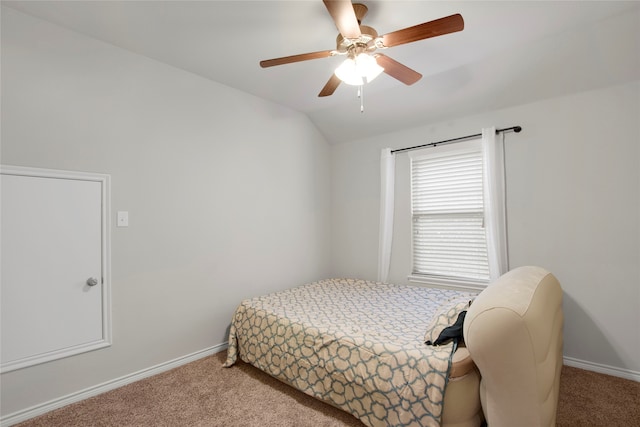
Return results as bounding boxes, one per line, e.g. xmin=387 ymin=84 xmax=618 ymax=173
xmin=333 ymin=3 xmax=379 ymax=55
xmin=335 ymin=25 xmax=379 ymax=55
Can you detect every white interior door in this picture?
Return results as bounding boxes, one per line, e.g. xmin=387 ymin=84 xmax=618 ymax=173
xmin=1 ymin=166 xmax=111 ymax=372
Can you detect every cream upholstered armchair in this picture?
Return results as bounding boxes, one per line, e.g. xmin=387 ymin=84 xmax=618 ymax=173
xmin=463 ymin=266 xmax=564 ymax=427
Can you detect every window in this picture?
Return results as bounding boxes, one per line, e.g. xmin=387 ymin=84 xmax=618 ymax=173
xmin=409 ymin=139 xmax=492 ymax=285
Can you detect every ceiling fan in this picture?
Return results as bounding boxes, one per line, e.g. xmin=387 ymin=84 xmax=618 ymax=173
xmin=259 ymin=0 xmax=464 ymax=97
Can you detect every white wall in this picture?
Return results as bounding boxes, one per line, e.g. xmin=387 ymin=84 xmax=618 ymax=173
xmin=1 ymin=7 xmax=332 ymax=418
xmin=331 ymin=81 xmax=640 ymax=379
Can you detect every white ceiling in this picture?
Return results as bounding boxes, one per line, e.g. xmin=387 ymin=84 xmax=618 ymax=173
xmin=4 ymin=1 xmax=640 ymax=144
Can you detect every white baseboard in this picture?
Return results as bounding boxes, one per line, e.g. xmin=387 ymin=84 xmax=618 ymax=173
xmin=1 ymin=343 xmax=228 ymax=427
xmin=564 ymin=356 xmax=640 ymax=382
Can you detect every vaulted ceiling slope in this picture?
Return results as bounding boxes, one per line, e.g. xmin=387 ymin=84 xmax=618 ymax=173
xmin=4 ymin=1 xmax=640 ymax=144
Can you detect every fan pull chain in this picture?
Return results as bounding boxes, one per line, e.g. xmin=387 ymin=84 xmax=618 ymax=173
xmin=358 ymin=85 xmax=364 ymax=113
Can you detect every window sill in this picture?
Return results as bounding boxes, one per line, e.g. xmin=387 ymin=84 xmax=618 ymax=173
xmin=408 ymin=274 xmax=487 ymax=293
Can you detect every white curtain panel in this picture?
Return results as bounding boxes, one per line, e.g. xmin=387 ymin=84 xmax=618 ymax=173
xmin=481 ymin=127 xmax=509 ymax=280
xmin=377 ymin=148 xmax=396 ymax=283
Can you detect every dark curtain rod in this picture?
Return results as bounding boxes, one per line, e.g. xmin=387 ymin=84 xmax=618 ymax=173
xmin=390 ymin=126 xmax=522 ymax=154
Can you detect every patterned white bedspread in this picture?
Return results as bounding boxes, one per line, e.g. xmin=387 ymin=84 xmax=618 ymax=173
xmin=224 ymin=278 xmax=474 ymax=427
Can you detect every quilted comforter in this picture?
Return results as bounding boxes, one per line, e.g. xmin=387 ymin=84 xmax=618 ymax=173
xmin=224 ymin=278 xmax=474 ymax=427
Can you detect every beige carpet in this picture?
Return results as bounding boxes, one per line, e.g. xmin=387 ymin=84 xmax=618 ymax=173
xmin=15 ymin=351 xmax=640 ymax=427
xmin=557 ymin=364 xmax=640 ymax=426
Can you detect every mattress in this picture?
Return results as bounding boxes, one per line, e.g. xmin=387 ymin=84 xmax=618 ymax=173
xmin=224 ymin=278 xmax=475 ymax=427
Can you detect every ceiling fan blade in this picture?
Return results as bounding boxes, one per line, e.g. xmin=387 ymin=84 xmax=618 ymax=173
xmin=323 ymin=0 xmax=361 ymax=39
xmin=381 ymin=14 xmax=464 ymax=48
xmin=375 ymin=54 xmax=422 ymax=85
xmin=260 ymin=50 xmax=333 ymax=68
xmin=318 ymin=74 xmax=342 ymax=97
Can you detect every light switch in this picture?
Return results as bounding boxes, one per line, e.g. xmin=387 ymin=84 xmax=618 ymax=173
xmin=117 ymin=211 xmax=129 ymax=227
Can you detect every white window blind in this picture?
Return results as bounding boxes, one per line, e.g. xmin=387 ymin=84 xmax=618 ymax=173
xmin=410 ymin=140 xmax=490 ymax=282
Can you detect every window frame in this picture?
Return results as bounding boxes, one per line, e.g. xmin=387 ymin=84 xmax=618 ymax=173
xmin=407 ymin=138 xmax=491 ymax=291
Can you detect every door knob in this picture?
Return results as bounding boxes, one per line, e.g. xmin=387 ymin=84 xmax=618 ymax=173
xmin=86 ymin=277 xmax=99 ymax=287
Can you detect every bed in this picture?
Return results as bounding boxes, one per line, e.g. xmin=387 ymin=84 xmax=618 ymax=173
xmin=223 ymin=278 xmax=482 ymax=427
xmin=224 ymin=267 xmax=564 ymax=427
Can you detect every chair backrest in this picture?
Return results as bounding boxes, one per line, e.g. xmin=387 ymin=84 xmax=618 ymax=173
xmin=463 ymin=266 xmax=564 ymax=427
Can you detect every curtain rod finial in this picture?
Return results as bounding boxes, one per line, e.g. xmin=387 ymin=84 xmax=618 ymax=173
xmin=514 ymin=126 xmax=522 ymax=133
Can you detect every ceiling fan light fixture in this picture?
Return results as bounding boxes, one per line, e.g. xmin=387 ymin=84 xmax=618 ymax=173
xmin=334 ymin=57 xmax=364 ymax=85
xmin=356 ymin=52 xmax=384 ymax=83
xmin=334 ymin=52 xmax=384 ymax=86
